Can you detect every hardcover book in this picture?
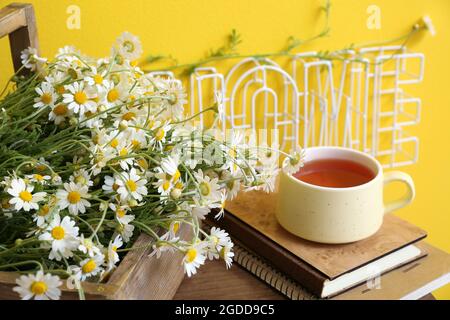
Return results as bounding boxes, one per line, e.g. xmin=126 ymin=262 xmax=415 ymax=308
xmin=209 ymin=189 xmax=428 ymax=298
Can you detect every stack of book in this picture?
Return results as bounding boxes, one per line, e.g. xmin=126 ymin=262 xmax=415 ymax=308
xmin=208 ymin=190 xmax=450 ymax=299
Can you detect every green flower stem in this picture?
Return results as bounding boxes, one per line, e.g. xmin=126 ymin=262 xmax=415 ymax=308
xmin=0 ymin=260 xmax=44 ymax=271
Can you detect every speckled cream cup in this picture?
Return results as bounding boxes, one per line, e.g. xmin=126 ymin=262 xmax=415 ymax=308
xmin=276 ymin=147 xmax=415 ymax=244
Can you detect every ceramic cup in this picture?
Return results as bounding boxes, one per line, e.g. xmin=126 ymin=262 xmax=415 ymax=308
xmin=276 ymin=146 xmax=415 ymax=244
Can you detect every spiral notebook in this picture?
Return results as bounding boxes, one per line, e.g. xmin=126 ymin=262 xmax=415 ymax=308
xmin=229 ymin=239 xmax=449 ymax=300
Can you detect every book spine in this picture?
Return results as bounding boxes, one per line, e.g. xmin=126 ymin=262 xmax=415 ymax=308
xmin=207 ymin=212 xmax=327 ymax=297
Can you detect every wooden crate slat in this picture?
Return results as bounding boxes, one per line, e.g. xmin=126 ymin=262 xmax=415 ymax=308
xmin=0 ymin=2 xmax=39 ymax=73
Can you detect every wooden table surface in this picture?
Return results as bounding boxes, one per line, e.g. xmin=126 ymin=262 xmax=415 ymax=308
xmin=174 ymin=260 xmax=435 ymax=300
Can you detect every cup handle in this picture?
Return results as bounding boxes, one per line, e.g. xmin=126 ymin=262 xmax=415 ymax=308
xmin=383 ymin=171 xmax=415 ymax=215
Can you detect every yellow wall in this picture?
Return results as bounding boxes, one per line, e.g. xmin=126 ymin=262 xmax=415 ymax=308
xmin=0 ymin=0 xmax=449 ymax=299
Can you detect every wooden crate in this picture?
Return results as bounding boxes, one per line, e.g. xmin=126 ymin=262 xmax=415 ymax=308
xmin=0 ymin=3 xmax=187 ymax=300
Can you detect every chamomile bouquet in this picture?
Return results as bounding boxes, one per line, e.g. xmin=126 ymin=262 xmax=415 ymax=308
xmin=0 ymin=32 xmax=303 ymax=300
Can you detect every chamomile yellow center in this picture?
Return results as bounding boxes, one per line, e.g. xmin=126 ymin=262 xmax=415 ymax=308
xmin=186 ymin=249 xmax=197 ymax=263
xmin=137 ymin=158 xmax=148 ymax=169
xmin=74 ymin=175 xmax=87 ymax=185
xmin=162 ymin=180 xmax=171 ymax=191
xmin=219 ymin=247 xmax=228 ymax=259
xmin=34 ymin=174 xmax=44 ymax=182
xmin=107 ymin=88 xmax=119 ymax=102
xmin=116 ymin=209 xmax=126 ymax=218
xmin=210 ymin=236 xmax=219 ymax=245
xmin=119 ymin=148 xmax=128 ymax=156
xmin=226 ymin=180 xmax=235 ymax=190
xmin=93 ymin=74 xmax=103 ymax=85
xmin=112 ymin=246 xmax=118 ymax=252
xmin=30 ymin=281 xmax=48 ymax=295
xmin=123 ymin=41 xmax=135 ymax=53
xmin=38 ymin=205 xmax=50 ymax=217
xmin=122 ymin=112 xmax=136 ymax=121
xmin=110 ymin=74 xmax=120 ymax=85
xmin=1 ymin=199 xmax=11 ymax=209
xmin=41 ymin=93 xmax=52 ymax=105
xmin=82 ymin=259 xmax=96 ymax=274
xmin=172 ymin=222 xmax=180 ymax=234
xmin=36 ymin=164 xmax=46 ymax=172
xmin=19 ymin=190 xmax=33 ymax=202
xmin=67 ymin=191 xmax=81 ymax=204
xmin=56 ymin=86 xmax=65 ymax=94
xmin=126 ymin=180 xmax=137 ymax=192
xmin=131 ymin=139 xmax=140 ymax=149
xmin=51 ymin=226 xmax=65 ymax=240
xmin=74 ymin=91 xmax=88 ymax=105
xmin=168 ymin=93 xmax=178 ymax=105
xmin=289 ymin=153 xmax=301 ymax=165
xmin=155 ymin=129 xmax=165 ymax=141
xmin=53 ymin=104 xmax=68 ymax=117
xmin=175 ymin=181 xmax=184 ymax=189
xmin=110 ymin=138 xmax=119 ymax=148
xmin=199 ymin=182 xmax=211 ymax=197
xmin=172 ymin=170 xmax=181 ymax=183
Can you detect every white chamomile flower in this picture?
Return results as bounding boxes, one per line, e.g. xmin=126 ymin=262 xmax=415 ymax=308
xmin=150 ymin=123 xmax=171 ymax=149
xmin=56 ymin=182 xmax=91 ymax=215
xmin=258 ymin=143 xmax=280 ymax=167
xmin=163 ymin=220 xmax=182 ymax=241
xmin=13 ymin=270 xmax=62 ymax=300
xmin=7 ymin=178 xmax=46 ymax=212
xmin=71 ymin=254 xmax=105 ymax=281
xmin=84 ymin=66 xmax=109 ymax=91
xmin=282 ymin=146 xmax=305 ymax=174
xmin=109 ymin=203 xmax=134 ymax=224
xmin=215 ymin=90 xmax=225 ymax=115
xmin=89 ymin=144 xmax=115 ymax=176
xmin=69 ymin=169 xmax=93 ymax=187
xmin=34 ymin=82 xmax=56 ymax=109
xmin=421 ymin=15 xmax=436 ymax=37
xmin=161 ymin=155 xmax=182 ymax=183
xmin=117 ymin=218 xmax=135 ymax=243
xmin=102 ymin=81 xmax=125 ymax=109
xmin=206 ymin=227 xmax=231 ymax=260
xmin=213 ymin=191 xmax=227 ymax=220
xmin=106 ymin=235 xmax=123 ymax=271
xmin=115 ymin=141 xmax=134 ymax=170
xmin=48 ymin=103 xmax=73 ymax=125
xmin=161 ymin=79 xmax=187 ymax=120
xmin=20 ymin=47 xmax=46 ymax=71
xmin=149 ymin=242 xmax=176 ymax=259
xmin=192 ymin=205 xmax=210 ymax=220
xmin=63 ymin=81 xmax=97 ymax=115
xmin=220 ymin=243 xmax=235 ymax=269
xmin=183 ymin=242 xmax=207 ymax=277
xmin=102 ymin=174 xmax=119 ymax=194
xmin=32 ymin=203 xmax=56 ymax=227
xmin=116 ymin=168 xmax=148 ymax=202
xmin=210 ymin=226 xmax=232 ymax=246
xmin=194 ymin=169 xmax=221 ymax=202
xmin=114 ymin=32 xmax=143 ymax=61
xmin=56 ymin=45 xmax=81 ymax=59
xmin=153 ymin=171 xmax=173 ymax=196
xmin=256 ymin=161 xmax=279 ymax=193
xmin=221 ymin=170 xmax=241 ymax=201
xmin=26 ymin=173 xmax=51 ymax=185
xmin=112 ymin=106 xmax=147 ymax=128
xmin=78 ymin=234 xmax=102 ymax=257
xmin=38 ymin=214 xmax=79 ymax=261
